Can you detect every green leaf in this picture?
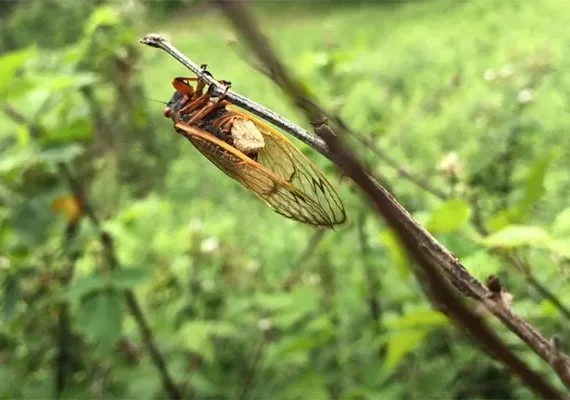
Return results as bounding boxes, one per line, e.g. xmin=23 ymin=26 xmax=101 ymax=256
xmin=85 ymin=7 xmax=120 ymax=35
xmin=181 ymin=320 xmax=236 ymax=361
xmin=79 ymin=289 xmax=123 ymax=354
xmin=41 ymin=117 xmax=92 ymax=145
xmin=380 ymin=229 xmax=410 ymax=277
xmin=32 ymin=72 xmax=99 ymax=92
xmin=552 ymin=207 xmax=570 ymax=237
xmin=384 ymin=329 xmax=428 ymax=372
xmin=518 ymin=155 xmax=551 ymax=219
xmin=62 ymin=274 xmax=107 ymax=303
xmin=0 ymin=46 xmax=37 ymax=94
xmin=2 ymin=274 xmax=20 ymax=322
xmin=426 ymin=199 xmax=471 ymax=233
xmin=385 ymin=309 xmax=448 ymax=330
xmin=486 ymin=208 xmax=520 ymax=232
xmin=38 ymin=144 xmax=84 ymax=164
xmin=109 ymin=267 xmax=151 ymax=289
xmin=548 ymin=239 xmax=570 ymax=259
xmin=9 ymin=198 xmax=56 ymax=247
xmin=483 ymin=225 xmax=551 ymax=248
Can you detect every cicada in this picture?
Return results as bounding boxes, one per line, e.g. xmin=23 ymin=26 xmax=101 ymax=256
xmin=162 ymin=74 xmax=346 ymax=228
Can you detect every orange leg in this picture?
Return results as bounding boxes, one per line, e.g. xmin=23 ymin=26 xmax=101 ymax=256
xmin=178 ymin=93 xmax=213 ymax=116
xmin=185 ymin=101 xmax=225 ymax=125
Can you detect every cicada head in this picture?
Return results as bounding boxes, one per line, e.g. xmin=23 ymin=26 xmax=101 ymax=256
xmin=163 ymin=90 xmax=187 ymax=121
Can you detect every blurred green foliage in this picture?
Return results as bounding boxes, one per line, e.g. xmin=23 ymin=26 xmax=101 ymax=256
xmin=2 ymin=0 xmax=570 ymax=399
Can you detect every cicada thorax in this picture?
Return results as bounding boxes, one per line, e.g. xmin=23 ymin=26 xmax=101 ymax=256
xmin=193 ymin=106 xmax=265 ymax=162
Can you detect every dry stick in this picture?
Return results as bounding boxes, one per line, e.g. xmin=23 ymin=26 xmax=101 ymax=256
xmin=0 ymin=105 xmax=182 ymax=400
xmin=313 ymin=122 xmax=563 ymax=399
xmin=139 ymin=11 xmax=570 ymax=394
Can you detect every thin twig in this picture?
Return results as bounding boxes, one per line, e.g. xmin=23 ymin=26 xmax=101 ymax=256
xmin=139 ymin=3 xmax=570 ymax=393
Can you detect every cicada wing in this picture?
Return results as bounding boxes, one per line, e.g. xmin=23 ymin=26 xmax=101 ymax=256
xmin=227 ymin=106 xmax=346 ymax=226
xmin=174 ymin=122 xmax=340 ymax=228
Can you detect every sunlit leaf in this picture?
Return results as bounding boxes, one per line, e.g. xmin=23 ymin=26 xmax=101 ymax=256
xmin=552 ymin=207 xmax=570 ymax=237
xmin=85 ymin=6 xmax=120 ymax=35
xmin=426 ymin=199 xmax=471 ymax=233
xmin=0 ymin=46 xmax=37 ymax=95
xmin=385 ymin=309 xmax=448 ymax=329
xmin=483 ymin=225 xmax=551 ymax=248
xmin=548 ymin=239 xmax=570 ymax=259
xmin=384 ymin=329 xmax=428 ymax=372
xmin=518 ymin=155 xmax=551 ymax=220
xmin=79 ymin=289 xmax=123 ymax=354
xmin=486 ymin=207 xmax=520 ymax=233
xmin=380 ymin=229 xmax=410 ymax=277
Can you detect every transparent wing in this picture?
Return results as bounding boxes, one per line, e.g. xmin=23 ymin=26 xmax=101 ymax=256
xmin=228 ymin=106 xmax=346 ymax=226
xmin=174 ymin=122 xmax=345 ymax=228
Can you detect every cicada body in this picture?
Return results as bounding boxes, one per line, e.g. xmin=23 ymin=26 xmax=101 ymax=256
xmin=163 ymin=77 xmax=346 ymax=229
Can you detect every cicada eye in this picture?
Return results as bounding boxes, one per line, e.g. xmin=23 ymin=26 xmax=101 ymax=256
xmin=163 ymin=106 xmax=172 ymax=118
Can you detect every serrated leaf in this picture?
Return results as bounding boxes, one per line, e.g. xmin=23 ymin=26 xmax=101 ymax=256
xmin=109 ymin=267 xmax=151 ymax=289
xmin=0 ymin=46 xmax=37 ymax=94
xmin=483 ymin=225 xmax=551 ymax=248
xmin=79 ymin=289 xmax=123 ymax=354
xmin=426 ymin=199 xmax=471 ymax=233
xmin=384 ymin=329 xmax=428 ymax=372
xmin=552 ymin=208 xmax=570 ymax=237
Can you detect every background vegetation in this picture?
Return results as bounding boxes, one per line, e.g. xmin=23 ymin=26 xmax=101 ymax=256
xmin=1 ymin=0 xmax=570 ymax=398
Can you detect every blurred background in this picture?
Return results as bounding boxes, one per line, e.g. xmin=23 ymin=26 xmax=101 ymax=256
xmin=1 ymin=0 xmax=570 ymax=398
